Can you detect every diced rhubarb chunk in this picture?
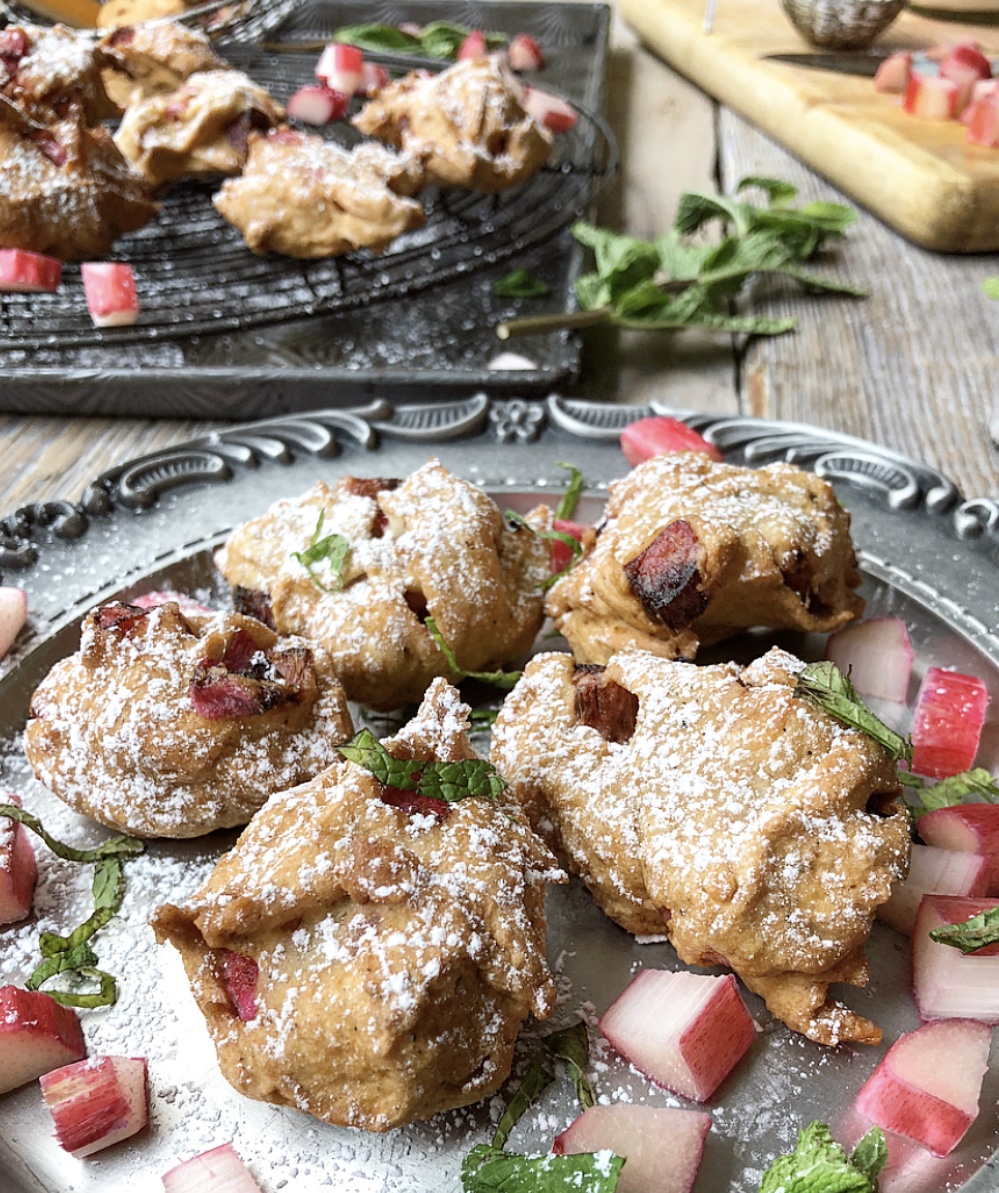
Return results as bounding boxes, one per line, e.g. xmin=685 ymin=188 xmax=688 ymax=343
xmin=458 ymin=30 xmax=488 ymax=60
xmin=357 ymin=60 xmax=388 ymax=97
xmin=825 ymin=617 xmax=913 ymax=704
xmin=620 ymin=415 xmax=723 ymax=466
xmin=554 ymin=1105 xmax=711 ymax=1193
xmin=315 ymin=42 xmax=364 ymax=96
xmin=873 ymin=51 xmax=912 ymax=94
xmin=903 ymin=73 xmax=959 ymax=120
xmin=41 ymin=1055 xmax=148 ymax=1158
xmin=855 ymin=1019 xmax=990 ymax=1156
xmin=0 ymin=793 xmax=36 ymax=925
xmin=521 ymin=85 xmax=578 ymax=132
xmin=877 ymin=844 xmax=987 ymax=936
xmin=508 ymin=32 xmax=545 ymax=72
xmin=912 ymin=893 xmax=999 ymax=1022
xmin=287 ymin=84 xmax=349 ymax=125
xmin=0 ymin=587 xmax=27 ymax=661
xmin=599 ymin=969 xmax=756 ymax=1102
xmin=910 ymin=667 xmax=989 ymax=779
xmin=130 ymin=590 xmax=214 ymax=616
xmin=0 ymin=986 xmax=86 ymax=1095
xmin=162 ymin=1142 xmax=264 ymax=1192
xmin=551 ymin=518 xmax=587 ymax=574
xmin=918 ymin=803 xmax=999 ymax=895
xmin=81 ymin=262 xmax=139 ymax=328
xmin=966 ymin=94 xmax=999 ymax=145
xmin=219 ymin=949 xmax=258 ymax=1021
xmin=0 ymin=249 xmax=62 ymax=294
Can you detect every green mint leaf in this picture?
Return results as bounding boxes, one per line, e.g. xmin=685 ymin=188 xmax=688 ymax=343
xmin=462 ymin=1147 xmax=623 ymax=1192
xmin=905 ymin=768 xmax=999 ymax=818
xmin=795 ymin=662 xmax=912 ymax=763
xmin=655 ymin=228 xmax=716 ymax=281
xmin=850 ymin=1128 xmax=890 ymax=1184
xmin=574 ymin=271 xmax=613 ymax=312
xmin=418 ymin=20 xmax=506 ymax=59
xmin=337 ymin=728 xmax=505 ymax=802
xmin=469 ymin=708 xmax=500 ymax=726
xmin=673 ymin=189 xmax=755 ymax=238
xmin=779 ymin=265 xmax=868 ymax=298
xmin=0 ymin=804 xmax=143 ymax=864
xmin=543 ymin=1021 xmax=595 ymax=1110
xmin=291 ymin=510 xmax=350 ymax=593
xmin=738 ymin=175 xmax=799 ymax=205
xmin=571 ymin=221 xmax=660 ymax=298
xmin=493 ymin=269 xmax=551 ymax=299
xmin=929 ymin=905 xmax=999 ymax=953
xmin=982 ymin=277 xmax=999 ymax=300
xmin=332 ymin=23 xmax=422 ymax=52
xmin=760 ymin=1122 xmax=884 ymax=1193
xmin=554 ymin=462 xmax=584 ymax=521
xmin=491 ymin=1060 xmax=554 ymax=1151
xmin=425 ymin=617 xmax=522 ymax=690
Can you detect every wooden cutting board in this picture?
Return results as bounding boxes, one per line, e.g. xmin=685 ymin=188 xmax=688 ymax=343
xmin=619 ymin=0 xmax=999 ymax=251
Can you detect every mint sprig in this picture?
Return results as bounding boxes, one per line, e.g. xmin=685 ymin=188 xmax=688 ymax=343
xmin=426 ymin=617 xmax=522 ymax=690
xmin=333 ymin=20 xmax=506 ymax=60
xmin=337 ymin=728 xmax=505 ymax=802
xmin=554 ymin=463 xmax=584 ymax=521
xmin=760 ymin=1122 xmax=887 ymax=1193
xmin=903 ymin=767 xmax=999 ymax=819
xmin=504 ymin=511 xmax=583 ymax=592
xmin=929 ymin=905 xmax=999 ymax=953
xmin=795 ymin=661 xmax=912 ymax=764
xmin=497 ymin=177 xmax=864 ymax=341
xmin=0 ymin=803 xmax=144 ymax=1008
xmin=543 ymin=1020 xmax=596 ymax=1110
xmin=291 ymin=510 xmax=350 ymax=593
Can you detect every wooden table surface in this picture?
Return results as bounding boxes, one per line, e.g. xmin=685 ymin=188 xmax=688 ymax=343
xmin=2 ymin=1 xmax=999 ymax=516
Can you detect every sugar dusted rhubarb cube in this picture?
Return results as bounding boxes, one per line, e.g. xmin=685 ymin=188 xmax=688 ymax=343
xmin=910 ymin=667 xmax=989 ymax=779
xmin=81 ymin=262 xmax=139 ymax=328
xmin=162 ymin=1141 xmax=264 ymax=1191
xmin=0 ymin=793 xmax=36 ymax=925
xmin=0 ymin=249 xmax=62 ymax=293
xmin=0 ymin=986 xmax=86 ymax=1094
xmin=40 ymin=1055 xmax=148 ymax=1158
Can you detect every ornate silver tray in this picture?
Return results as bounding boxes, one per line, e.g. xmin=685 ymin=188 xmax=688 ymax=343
xmin=1 ymin=400 xmax=998 ymax=1193
xmin=0 ymin=1 xmax=614 ymax=415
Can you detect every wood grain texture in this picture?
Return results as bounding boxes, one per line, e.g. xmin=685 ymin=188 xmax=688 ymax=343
xmin=620 ymin=0 xmax=999 ymax=251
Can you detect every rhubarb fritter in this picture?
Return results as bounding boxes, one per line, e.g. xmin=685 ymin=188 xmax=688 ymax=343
xmin=152 ymin=680 xmax=564 ymax=1131
xmin=547 ymin=453 xmax=863 ymax=665
xmin=212 ymin=128 xmax=424 ymax=258
xmin=491 ymin=647 xmax=910 ymax=1046
xmin=0 ymin=107 xmax=158 ymax=259
xmin=114 ymin=69 xmax=284 ymax=189
xmin=0 ymin=23 xmax=117 ymax=123
xmin=24 ymin=602 xmax=353 ymax=838
xmin=353 ymin=56 xmax=552 ymax=193
xmin=215 ymin=461 xmax=551 ymax=709
xmin=99 ymin=20 xmax=228 ymax=110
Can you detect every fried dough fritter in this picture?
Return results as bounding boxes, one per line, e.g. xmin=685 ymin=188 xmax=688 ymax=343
xmin=0 ymin=106 xmax=158 ymax=260
xmin=491 ymin=647 xmax=910 ymax=1046
xmin=0 ymin=23 xmax=117 ymax=124
xmin=215 ymin=461 xmax=551 ymax=710
xmin=353 ymin=56 xmax=552 ymax=193
xmin=212 ymin=128 xmax=425 ymax=258
xmin=24 ymin=602 xmax=353 ymax=838
xmin=99 ymin=19 xmax=228 ymax=110
xmin=152 ymin=679 xmax=564 ymax=1131
xmin=547 ymin=453 xmax=864 ymax=665
xmin=114 ymin=68 xmax=284 ymax=189
xmin=96 ymin=0 xmax=190 ymax=27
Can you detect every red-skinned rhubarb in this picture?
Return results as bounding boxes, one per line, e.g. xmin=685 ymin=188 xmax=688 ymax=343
xmin=918 ymin=803 xmax=999 ymax=894
xmin=599 ymin=969 xmax=756 ymax=1102
xmin=873 ymin=51 xmax=912 ymax=94
xmin=854 ymin=1018 xmax=990 ymax=1157
xmin=81 ymin=262 xmax=139 ymax=328
xmin=825 ymin=617 xmax=913 ymax=704
xmin=40 ymin=1055 xmax=148 ymax=1158
xmin=0 ymin=793 xmax=36 ymax=925
xmin=912 ymin=893 xmax=999 ymax=1022
xmin=521 ymin=85 xmax=577 ymax=132
xmin=877 ymin=844 xmax=987 ymax=936
xmin=0 ymin=249 xmax=62 ymax=293
xmin=508 ymin=33 xmax=545 ymax=72
xmin=162 ymin=1142 xmax=264 ymax=1192
xmin=903 ymin=73 xmax=960 ymax=120
xmin=287 ymin=84 xmax=349 ymax=125
xmin=0 ymin=586 xmax=27 ymax=659
xmin=0 ymin=986 xmax=86 ymax=1095
xmin=554 ymin=1104 xmax=711 ymax=1193
xmin=315 ymin=42 xmax=364 ymax=95
xmin=620 ymin=416 xmax=723 ymax=466
xmin=910 ymin=667 xmax=989 ymax=779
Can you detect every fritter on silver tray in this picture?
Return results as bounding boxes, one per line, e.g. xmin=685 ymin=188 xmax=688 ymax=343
xmin=353 ymin=56 xmax=552 ymax=193
xmin=546 ymin=452 xmax=864 ymax=665
xmin=114 ymin=68 xmax=284 ymax=189
xmin=215 ymin=461 xmax=551 ymax=710
xmin=0 ymin=23 xmax=117 ymax=123
xmin=0 ymin=104 xmax=158 ymax=259
xmin=97 ymin=0 xmax=191 ymax=27
xmin=24 ymin=602 xmax=354 ymax=838
xmin=212 ymin=128 xmax=425 ymax=258
xmin=152 ymin=679 xmax=564 ymax=1131
xmin=99 ymin=19 xmax=228 ymax=110
xmin=491 ymin=646 xmax=910 ymax=1046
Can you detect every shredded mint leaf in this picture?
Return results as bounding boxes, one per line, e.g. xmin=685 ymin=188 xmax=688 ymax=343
xmin=738 ymin=176 xmax=799 ymax=205
xmin=504 ymin=511 xmax=583 ymax=592
xmin=332 ymin=23 xmax=422 ymax=52
xmin=494 ymin=269 xmax=551 ymax=299
xmin=0 ymin=804 xmax=143 ymax=864
xmin=554 ymin=463 xmax=584 ymax=521
xmin=982 ymin=277 xmax=999 ymax=301
xmin=492 ymin=1061 xmax=554 ymax=1151
xmin=760 ymin=1122 xmax=886 ymax=1193
xmin=425 ymin=617 xmax=522 ymax=690
xmin=291 ymin=510 xmax=350 ymax=593
xmin=795 ymin=662 xmax=912 ymax=763
xmin=904 ymin=767 xmax=999 ymax=818
xmin=337 ymin=728 xmax=505 ymax=802
xmin=543 ymin=1021 xmax=595 ymax=1110
xmin=929 ymin=905 xmax=999 ymax=953
xmin=462 ymin=1146 xmax=623 ymax=1192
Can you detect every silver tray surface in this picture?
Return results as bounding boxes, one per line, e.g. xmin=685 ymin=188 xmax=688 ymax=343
xmin=0 ymin=0 xmax=613 ymax=416
xmin=1 ymin=399 xmax=999 ymax=1193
